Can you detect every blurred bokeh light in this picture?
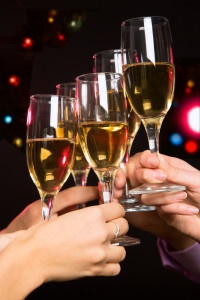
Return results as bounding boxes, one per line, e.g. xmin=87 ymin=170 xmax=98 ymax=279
xmin=0 ymin=10 xmax=199 ymax=159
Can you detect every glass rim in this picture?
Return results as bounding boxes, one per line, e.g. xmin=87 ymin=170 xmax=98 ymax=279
xmin=121 ymin=15 xmax=169 ymax=26
xmin=30 ymin=94 xmax=77 ymax=102
xmin=76 ymin=72 xmax=123 ymax=82
xmin=56 ymin=82 xmax=75 ymax=88
xmin=93 ymin=49 xmax=122 ymax=58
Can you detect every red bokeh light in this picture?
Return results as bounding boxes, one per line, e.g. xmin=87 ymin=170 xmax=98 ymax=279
xmin=22 ymin=37 xmax=34 ymax=49
xmin=8 ymin=75 xmax=20 ymax=87
xmin=57 ymin=33 xmax=65 ymax=42
xmin=184 ymin=140 xmax=199 ymax=153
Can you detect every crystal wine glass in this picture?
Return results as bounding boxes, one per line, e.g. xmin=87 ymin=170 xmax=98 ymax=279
xmin=56 ymin=82 xmax=90 ymax=192
xmin=76 ymin=72 xmax=140 ymax=246
xmin=93 ymin=49 xmax=155 ymax=211
xmin=121 ymin=16 xmax=186 ymax=194
xmin=56 ymin=82 xmax=76 ymax=97
xmin=26 ymin=94 xmax=77 ymax=220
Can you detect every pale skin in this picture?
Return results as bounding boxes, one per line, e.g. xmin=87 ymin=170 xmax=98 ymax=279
xmin=113 ymin=150 xmax=200 ymax=249
xmin=0 ymin=186 xmax=128 ymax=300
xmin=2 ymin=152 xmax=199 ymax=299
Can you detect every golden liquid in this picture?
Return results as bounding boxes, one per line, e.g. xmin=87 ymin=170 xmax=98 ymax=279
xmin=123 ymin=62 xmax=175 ymax=119
xmin=124 ymin=107 xmax=141 ymax=161
xmin=79 ymin=121 xmax=128 ymax=171
xmin=72 ymin=135 xmax=90 ymax=172
xmin=71 ymin=135 xmax=90 ymax=185
xmin=128 ymin=105 xmax=141 ymax=139
xmin=26 ymin=138 xmax=75 ymax=194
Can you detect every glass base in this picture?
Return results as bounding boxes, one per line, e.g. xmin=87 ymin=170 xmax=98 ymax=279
xmin=111 ymin=235 xmax=141 ymax=246
xmin=129 ymin=181 xmax=186 ymax=195
xmin=120 ymin=197 xmax=156 ymax=212
xmin=125 ymin=204 xmax=156 ymax=212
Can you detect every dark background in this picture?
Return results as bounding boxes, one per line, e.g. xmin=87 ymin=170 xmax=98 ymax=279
xmin=0 ymin=0 xmax=200 ymax=158
xmin=0 ymin=1 xmax=200 ymax=299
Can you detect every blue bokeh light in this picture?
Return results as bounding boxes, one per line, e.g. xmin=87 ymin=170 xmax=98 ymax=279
xmin=169 ymin=133 xmax=183 ymax=146
xmin=4 ymin=115 xmax=13 ymax=124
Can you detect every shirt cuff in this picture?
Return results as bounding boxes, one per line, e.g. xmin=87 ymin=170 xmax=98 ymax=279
xmin=157 ymin=238 xmax=200 ymax=284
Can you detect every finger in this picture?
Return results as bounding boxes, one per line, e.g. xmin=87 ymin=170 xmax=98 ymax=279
xmin=160 ymin=153 xmax=197 ymax=171
xmin=114 ymin=168 xmax=126 ymax=189
xmin=140 ymin=152 xmax=198 ymax=188
xmin=108 ymin=217 xmax=129 ymax=240
xmin=157 ymin=155 xmax=198 ymax=187
xmin=106 ymin=245 xmax=126 ymax=264
xmin=94 ymin=262 xmax=122 ymax=276
xmin=55 ymin=186 xmax=99 ymax=211
xmin=113 ymin=168 xmax=127 ymax=201
xmin=140 ymin=191 xmax=188 ymax=206
xmin=139 ymin=151 xmax=195 ymax=171
xmin=135 ymin=167 xmax=167 ymax=184
xmin=139 ymin=150 xmax=160 ymax=168
xmin=100 ymin=203 xmax=126 ymax=221
xmin=157 ymin=203 xmax=199 ymax=215
xmin=0 ymin=230 xmax=25 ymax=251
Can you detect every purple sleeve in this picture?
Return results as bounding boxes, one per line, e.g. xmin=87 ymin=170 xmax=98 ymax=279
xmin=157 ymin=238 xmax=200 ymax=284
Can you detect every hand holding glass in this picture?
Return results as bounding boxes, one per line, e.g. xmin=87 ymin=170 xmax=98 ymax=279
xmin=76 ymin=72 xmax=140 ymax=246
xmin=93 ymin=48 xmax=155 ymax=211
xmin=121 ymin=16 xmax=186 ymax=194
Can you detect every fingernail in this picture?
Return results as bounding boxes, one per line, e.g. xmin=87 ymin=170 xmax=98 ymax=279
xmin=187 ymin=206 xmax=199 ymax=214
xmin=175 ymin=192 xmax=187 ymax=200
xmin=154 ymin=172 xmax=167 ymax=181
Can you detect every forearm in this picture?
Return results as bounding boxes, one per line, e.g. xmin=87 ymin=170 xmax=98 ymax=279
xmin=0 ymin=231 xmax=44 ymax=299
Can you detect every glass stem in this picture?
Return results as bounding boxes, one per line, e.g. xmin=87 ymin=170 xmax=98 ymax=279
xmin=72 ymin=170 xmax=89 ymax=209
xmin=72 ymin=171 xmax=87 ymax=186
xmin=120 ymin=137 xmax=134 ymax=199
xmin=126 ymin=137 xmax=134 ymax=160
xmin=97 ymin=170 xmax=117 ymax=204
xmin=142 ymin=116 xmax=165 ymax=153
xmin=42 ymin=194 xmax=55 ymax=221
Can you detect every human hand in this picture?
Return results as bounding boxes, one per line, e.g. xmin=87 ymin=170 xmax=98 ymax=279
xmin=0 ymin=202 xmax=128 ymax=299
xmin=126 ymin=151 xmax=200 ymax=244
xmin=0 ymin=230 xmax=25 ymax=251
xmin=17 ymin=202 xmax=128 ymax=282
xmin=2 ymin=186 xmax=99 ymax=233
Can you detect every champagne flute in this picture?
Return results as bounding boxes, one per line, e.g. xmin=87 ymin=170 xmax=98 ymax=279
xmin=56 ymin=82 xmax=76 ymax=97
xmin=93 ymin=49 xmax=155 ymax=211
xmin=56 ymin=82 xmax=90 ymax=191
xmin=121 ymin=16 xmax=186 ymax=194
xmin=26 ymin=94 xmax=77 ymax=220
xmin=76 ymin=72 xmax=140 ymax=246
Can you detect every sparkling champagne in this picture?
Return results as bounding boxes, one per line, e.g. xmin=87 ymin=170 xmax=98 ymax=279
xmin=26 ymin=138 xmax=75 ymax=193
xmin=128 ymin=105 xmax=141 ymax=139
xmin=123 ymin=105 xmax=141 ymax=164
xmin=71 ymin=135 xmax=90 ymax=186
xmin=79 ymin=121 xmax=128 ymax=171
xmin=123 ymin=62 xmax=175 ymax=119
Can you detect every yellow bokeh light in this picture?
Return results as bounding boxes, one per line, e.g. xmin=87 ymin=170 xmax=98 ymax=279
xmin=13 ymin=138 xmax=23 ymax=148
xmin=187 ymin=80 xmax=194 ymax=88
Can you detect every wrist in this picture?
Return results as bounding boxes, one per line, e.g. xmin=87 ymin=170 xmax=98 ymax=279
xmin=164 ymin=231 xmax=196 ymax=251
xmin=0 ymin=229 xmax=44 ymax=299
